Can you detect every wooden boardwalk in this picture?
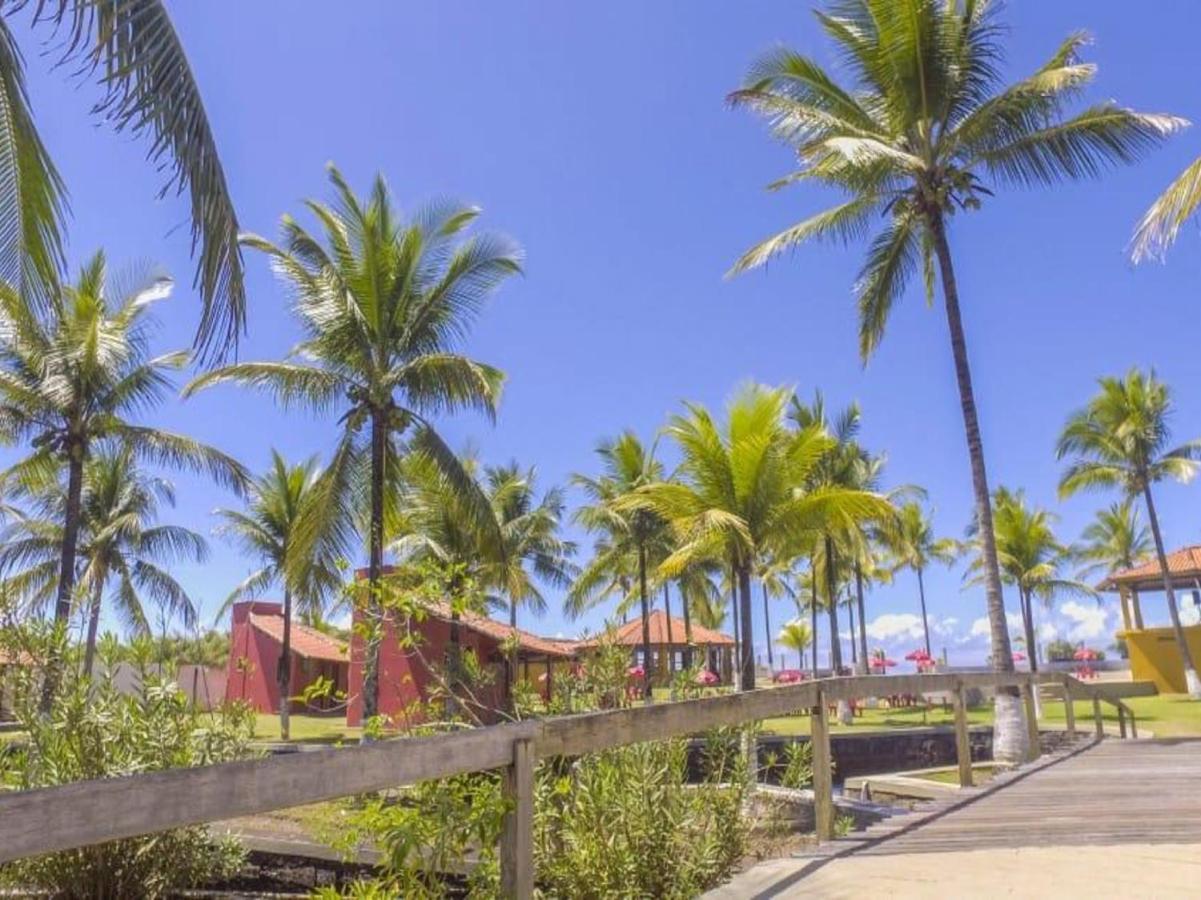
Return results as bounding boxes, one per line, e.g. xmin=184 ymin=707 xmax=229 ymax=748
xmin=709 ymin=737 xmax=1201 ymax=898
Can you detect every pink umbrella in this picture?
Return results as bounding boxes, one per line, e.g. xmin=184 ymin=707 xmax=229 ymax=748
xmin=869 ymin=656 xmax=898 ymax=671
xmin=773 ymin=669 xmax=803 ymax=684
xmin=626 ymin=665 xmax=645 ymax=679
xmin=694 ymin=669 xmax=720 ymax=686
xmin=1073 ymin=647 xmax=1100 ymax=661
xmin=904 ymin=648 xmax=932 ymax=662
xmin=1012 ymin=651 xmax=1026 ymax=662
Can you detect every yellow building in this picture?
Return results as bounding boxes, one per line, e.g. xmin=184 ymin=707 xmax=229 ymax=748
xmin=1101 ymin=545 xmax=1201 ymax=694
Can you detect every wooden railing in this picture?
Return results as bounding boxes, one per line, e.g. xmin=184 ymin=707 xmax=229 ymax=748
xmin=0 ymin=670 xmax=1145 ymax=897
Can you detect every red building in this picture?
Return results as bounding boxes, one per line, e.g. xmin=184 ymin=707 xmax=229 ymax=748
xmin=346 ymin=600 xmax=576 ymax=728
xmin=225 ymin=601 xmax=350 ymax=714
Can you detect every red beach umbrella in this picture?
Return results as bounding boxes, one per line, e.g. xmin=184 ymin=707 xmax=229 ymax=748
xmin=773 ymin=669 xmax=803 ymax=684
xmin=694 ymin=669 xmax=720 ymax=686
xmin=905 ymin=648 xmax=931 ymax=662
xmin=627 ymin=665 xmax=645 ymax=679
xmin=1012 ymin=651 xmax=1026 ymax=662
xmin=1073 ymin=647 xmax=1100 ymax=661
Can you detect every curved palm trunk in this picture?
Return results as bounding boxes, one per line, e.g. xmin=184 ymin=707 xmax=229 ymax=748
xmin=82 ymin=577 xmax=105 ymax=679
xmin=929 ymin=212 xmax=1026 ymax=764
xmin=638 ymin=544 xmax=653 ymax=700
xmin=41 ymin=447 xmax=86 ymax=713
xmin=361 ymin=410 xmax=386 ymax=732
xmin=736 ymin=563 xmax=755 ymax=691
xmin=1142 ymin=483 xmax=1201 ymax=696
xmin=761 ymin=580 xmax=773 ymax=670
xmin=916 ymin=567 xmax=933 ymax=658
xmin=680 ymin=581 xmax=694 ymax=670
xmin=809 ymin=557 xmax=820 ymax=679
xmin=854 ymin=563 xmax=869 ymax=674
xmin=663 ymin=583 xmax=675 ymax=675
xmin=278 ymin=589 xmax=292 ymax=741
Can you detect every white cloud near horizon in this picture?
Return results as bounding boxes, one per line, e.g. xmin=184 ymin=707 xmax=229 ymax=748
xmin=1059 ymin=600 xmax=1109 ymax=642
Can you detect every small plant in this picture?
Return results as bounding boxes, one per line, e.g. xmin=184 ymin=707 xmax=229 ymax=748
xmin=779 ymin=741 xmax=814 ymax=790
xmin=0 ymin=630 xmax=255 ymax=898
xmin=834 ymin=814 xmax=856 ymax=838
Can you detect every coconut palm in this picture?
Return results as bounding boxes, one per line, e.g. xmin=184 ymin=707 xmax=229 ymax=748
xmin=967 ymin=487 xmax=1094 ymax=673
xmin=0 ymin=1 xmax=243 ymax=356
xmin=777 ymin=618 xmax=813 ymax=671
xmin=1132 ymin=156 xmax=1201 ymax=262
xmin=757 ymin=556 xmax=796 ymax=670
xmin=0 ymin=448 xmax=206 ymax=678
xmin=482 ymin=462 xmax=577 ymax=631
xmin=0 ymin=252 xmax=247 ymax=708
xmin=1057 ymin=369 xmax=1201 ymax=697
xmin=628 ymin=383 xmax=890 ymax=691
xmin=184 ymin=167 xmax=518 ymax=724
xmin=213 ymin=451 xmax=349 ymax=740
xmin=730 ymin=0 xmax=1180 ymax=762
xmin=887 ymin=502 xmax=958 ymax=657
xmin=568 ymin=432 xmax=668 ymax=697
xmin=1078 ymin=500 xmax=1152 ymax=627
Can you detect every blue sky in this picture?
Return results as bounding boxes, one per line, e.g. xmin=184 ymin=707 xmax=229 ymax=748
xmin=13 ymin=1 xmax=1201 ymax=663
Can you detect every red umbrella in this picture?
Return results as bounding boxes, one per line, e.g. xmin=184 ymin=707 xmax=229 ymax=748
xmin=1073 ymin=647 xmax=1100 ymax=661
xmin=694 ymin=669 xmax=720 ymax=686
xmin=905 ymin=648 xmax=932 ymax=661
xmin=1012 ymin=651 xmax=1026 ymax=662
xmin=773 ymin=669 xmax=803 ymax=684
xmin=869 ymin=656 xmax=898 ymax=670
xmin=626 ymin=665 xmax=645 ymax=679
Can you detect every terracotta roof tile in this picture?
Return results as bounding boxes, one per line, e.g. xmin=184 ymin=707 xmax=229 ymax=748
xmin=1101 ymin=545 xmax=1201 ymax=590
xmin=249 ymin=613 xmax=349 ymax=663
xmin=421 ymin=602 xmax=577 ymax=658
xmin=576 ymin=609 xmax=733 ymax=647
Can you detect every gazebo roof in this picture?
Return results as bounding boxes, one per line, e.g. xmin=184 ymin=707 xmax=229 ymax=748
xmin=576 ymin=609 xmax=734 ymax=648
xmin=1099 ymin=545 xmax=1201 ymax=592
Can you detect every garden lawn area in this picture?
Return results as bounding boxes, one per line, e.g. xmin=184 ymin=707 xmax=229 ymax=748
xmin=914 ymin=765 xmax=998 ymax=785
xmin=252 ymin=713 xmax=359 ymax=744
xmin=761 ymin=703 xmax=994 ymax=736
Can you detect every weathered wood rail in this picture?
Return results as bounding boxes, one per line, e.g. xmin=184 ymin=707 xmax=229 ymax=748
xmin=0 ymin=671 xmax=1144 ymax=897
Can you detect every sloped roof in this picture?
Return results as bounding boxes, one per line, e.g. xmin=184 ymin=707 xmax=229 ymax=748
xmin=1099 ymin=545 xmax=1201 ymax=591
xmin=576 ymin=609 xmax=733 ymax=648
xmin=249 ymin=613 xmax=349 ymax=663
xmin=421 ymin=602 xmax=576 ymax=658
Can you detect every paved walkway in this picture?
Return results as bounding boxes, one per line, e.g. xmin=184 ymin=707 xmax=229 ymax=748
xmin=708 ymin=738 xmax=1201 ymax=898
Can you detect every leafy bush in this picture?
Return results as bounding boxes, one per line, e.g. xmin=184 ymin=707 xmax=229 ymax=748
xmin=0 ymin=631 xmax=255 ymax=898
xmin=1046 ymin=639 xmax=1078 ymax=662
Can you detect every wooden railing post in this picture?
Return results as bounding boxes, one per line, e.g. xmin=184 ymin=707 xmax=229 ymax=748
xmin=952 ymin=681 xmax=972 ymax=788
xmin=1092 ymin=694 xmax=1104 ymax=739
xmin=811 ymin=688 xmax=834 ymax=842
xmin=1022 ymin=680 xmax=1040 ymax=761
xmin=1117 ymin=706 xmax=1128 ymax=739
xmin=1127 ymin=705 xmax=1138 ymax=739
xmin=500 ymin=737 xmax=535 ymax=899
xmin=1062 ymin=676 xmax=1076 ymax=738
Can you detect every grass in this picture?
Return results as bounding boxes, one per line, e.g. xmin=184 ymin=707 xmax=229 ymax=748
xmin=761 ymin=703 xmax=993 ymax=736
xmin=913 ymin=765 xmax=998 ymax=785
xmin=252 ymin=713 xmax=360 ymax=744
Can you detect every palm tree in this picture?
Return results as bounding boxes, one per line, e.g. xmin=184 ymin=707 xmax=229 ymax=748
xmin=1057 ymin=369 xmax=1201 ymax=697
xmin=629 ymin=383 xmax=890 ymax=691
xmin=184 ymin=167 xmax=518 ymax=724
xmin=0 ymin=448 xmax=206 ymax=678
xmin=0 ymin=1 xmax=244 ymax=356
xmin=0 ymin=252 xmax=247 ymax=708
xmin=568 ymin=433 xmax=668 ymax=698
xmin=482 ymin=462 xmax=577 ymax=631
xmin=887 ymin=502 xmax=958 ymax=657
xmin=777 ymin=618 xmax=813 ymax=671
xmin=730 ymin=0 xmax=1180 ymax=762
xmin=967 ymin=487 xmax=1094 ymax=674
xmin=213 ymin=451 xmax=348 ymax=740
xmin=757 ymin=556 xmax=796 ymax=670
xmin=1132 ymin=157 xmax=1201 ymax=263
xmin=1077 ymin=500 xmax=1152 ymax=627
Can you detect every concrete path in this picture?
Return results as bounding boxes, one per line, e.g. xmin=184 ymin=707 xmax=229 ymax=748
xmin=708 ymin=738 xmax=1201 ymax=898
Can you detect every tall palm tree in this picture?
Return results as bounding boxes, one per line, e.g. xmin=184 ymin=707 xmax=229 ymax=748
xmin=887 ymin=502 xmax=958 ymax=657
xmin=0 ymin=448 xmax=206 ymax=678
xmin=1132 ymin=156 xmax=1201 ymax=263
xmin=0 ymin=252 xmax=247 ymax=708
xmin=757 ymin=555 xmax=796 ymax=670
xmin=730 ymin=0 xmax=1180 ymax=762
xmin=777 ymin=618 xmax=813 ymax=671
xmin=569 ymin=433 xmax=668 ymax=697
xmin=967 ymin=487 xmax=1094 ymax=674
xmin=185 ymin=167 xmax=518 ymax=724
xmin=213 ymin=451 xmax=348 ymax=740
xmin=1057 ymin=369 xmax=1201 ymax=697
xmin=0 ymin=1 xmax=244 ymax=357
xmin=630 ymin=383 xmax=890 ymax=691
xmin=1077 ymin=500 xmax=1152 ymax=627
xmin=483 ymin=462 xmax=577 ymax=631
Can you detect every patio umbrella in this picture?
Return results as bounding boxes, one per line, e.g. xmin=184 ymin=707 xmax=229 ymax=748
xmin=694 ymin=669 xmax=720 ymax=686
xmin=869 ymin=657 xmax=898 ymax=671
xmin=626 ymin=665 xmax=645 ymax=679
xmin=1073 ymin=647 xmax=1100 ymax=661
xmin=904 ymin=649 xmax=931 ymax=661
xmin=1012 ymin=651 xmax=1026 ymax=662
xmin=773 ymin=669 xmax=803 ymax=684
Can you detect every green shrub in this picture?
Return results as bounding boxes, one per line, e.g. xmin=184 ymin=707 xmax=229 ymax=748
xmin=0 ymin=632 xmax=254 ymax=898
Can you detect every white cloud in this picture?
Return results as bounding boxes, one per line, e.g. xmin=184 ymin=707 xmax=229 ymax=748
xmin=968 ymin=616 xmax=990 ymax=639
xmin=1038 ymin=621 xmax=1058 ymax=643
xmin=1059 ymin=600 xmax=1110 ymax=642
xmin=1182 ymin=603 xmax=1201 ymax=627
xmin=865 ymin=613 xmax=925 ymax=643
xmin=932 ymin=617 xmax=958 ymax=636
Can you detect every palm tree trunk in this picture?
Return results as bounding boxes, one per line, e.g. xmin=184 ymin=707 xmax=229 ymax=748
xmin=361 ymin=409 xmax=386 ymax=730
xmin=824 ymin=537 xmax=842 ymax=673
xmin=730 ymin=563 xmax=740 ymax=676
xmin=736 ymin=563 xmax=755 ymax=690
xmin=928 ymin=211 xmax=1026 ymax=763
xmin=854 ymin=563 xmax=869 ymax=674
xmin=83 ymin=577 xmax=104 ymax=679
xmin=847 ymin=599 xmax=857 ymax=665
xmin=1142 ymin=482 xmax=1201 ymax=696
xmin=41 ymin=447 xmax=86 ymax=713
xmin=638 ymin=543 xmax=653 ymax=700
xmin=916 ymin=566 xmax=933 ymax=658
xmin=278 ymin=588 xmax=293 ymax=741
xmin=1019 ymin=587 xmax=1038 ymax=673
xmin=761 ymin=580 xmax=774 ymax=670
xmin=663 ymin=583 xmax=675 ymax=675
xmin=680 ymin=581 xmax=694 ymax=669
xmin=809 ymin=557 xmax=820 ymax=679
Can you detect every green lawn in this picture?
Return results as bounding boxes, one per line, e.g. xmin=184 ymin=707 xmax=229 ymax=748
xmin=252 ymin=713 xmax=360 ymax=744
xmin=761 ymin=703 xmax=993 ymax=736
xmin=913 ymin=765 xmax=998 ymax=785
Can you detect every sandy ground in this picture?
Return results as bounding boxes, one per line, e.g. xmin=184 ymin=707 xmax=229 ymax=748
xmin=705 ymin=843 xmax=1201 ymax=898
